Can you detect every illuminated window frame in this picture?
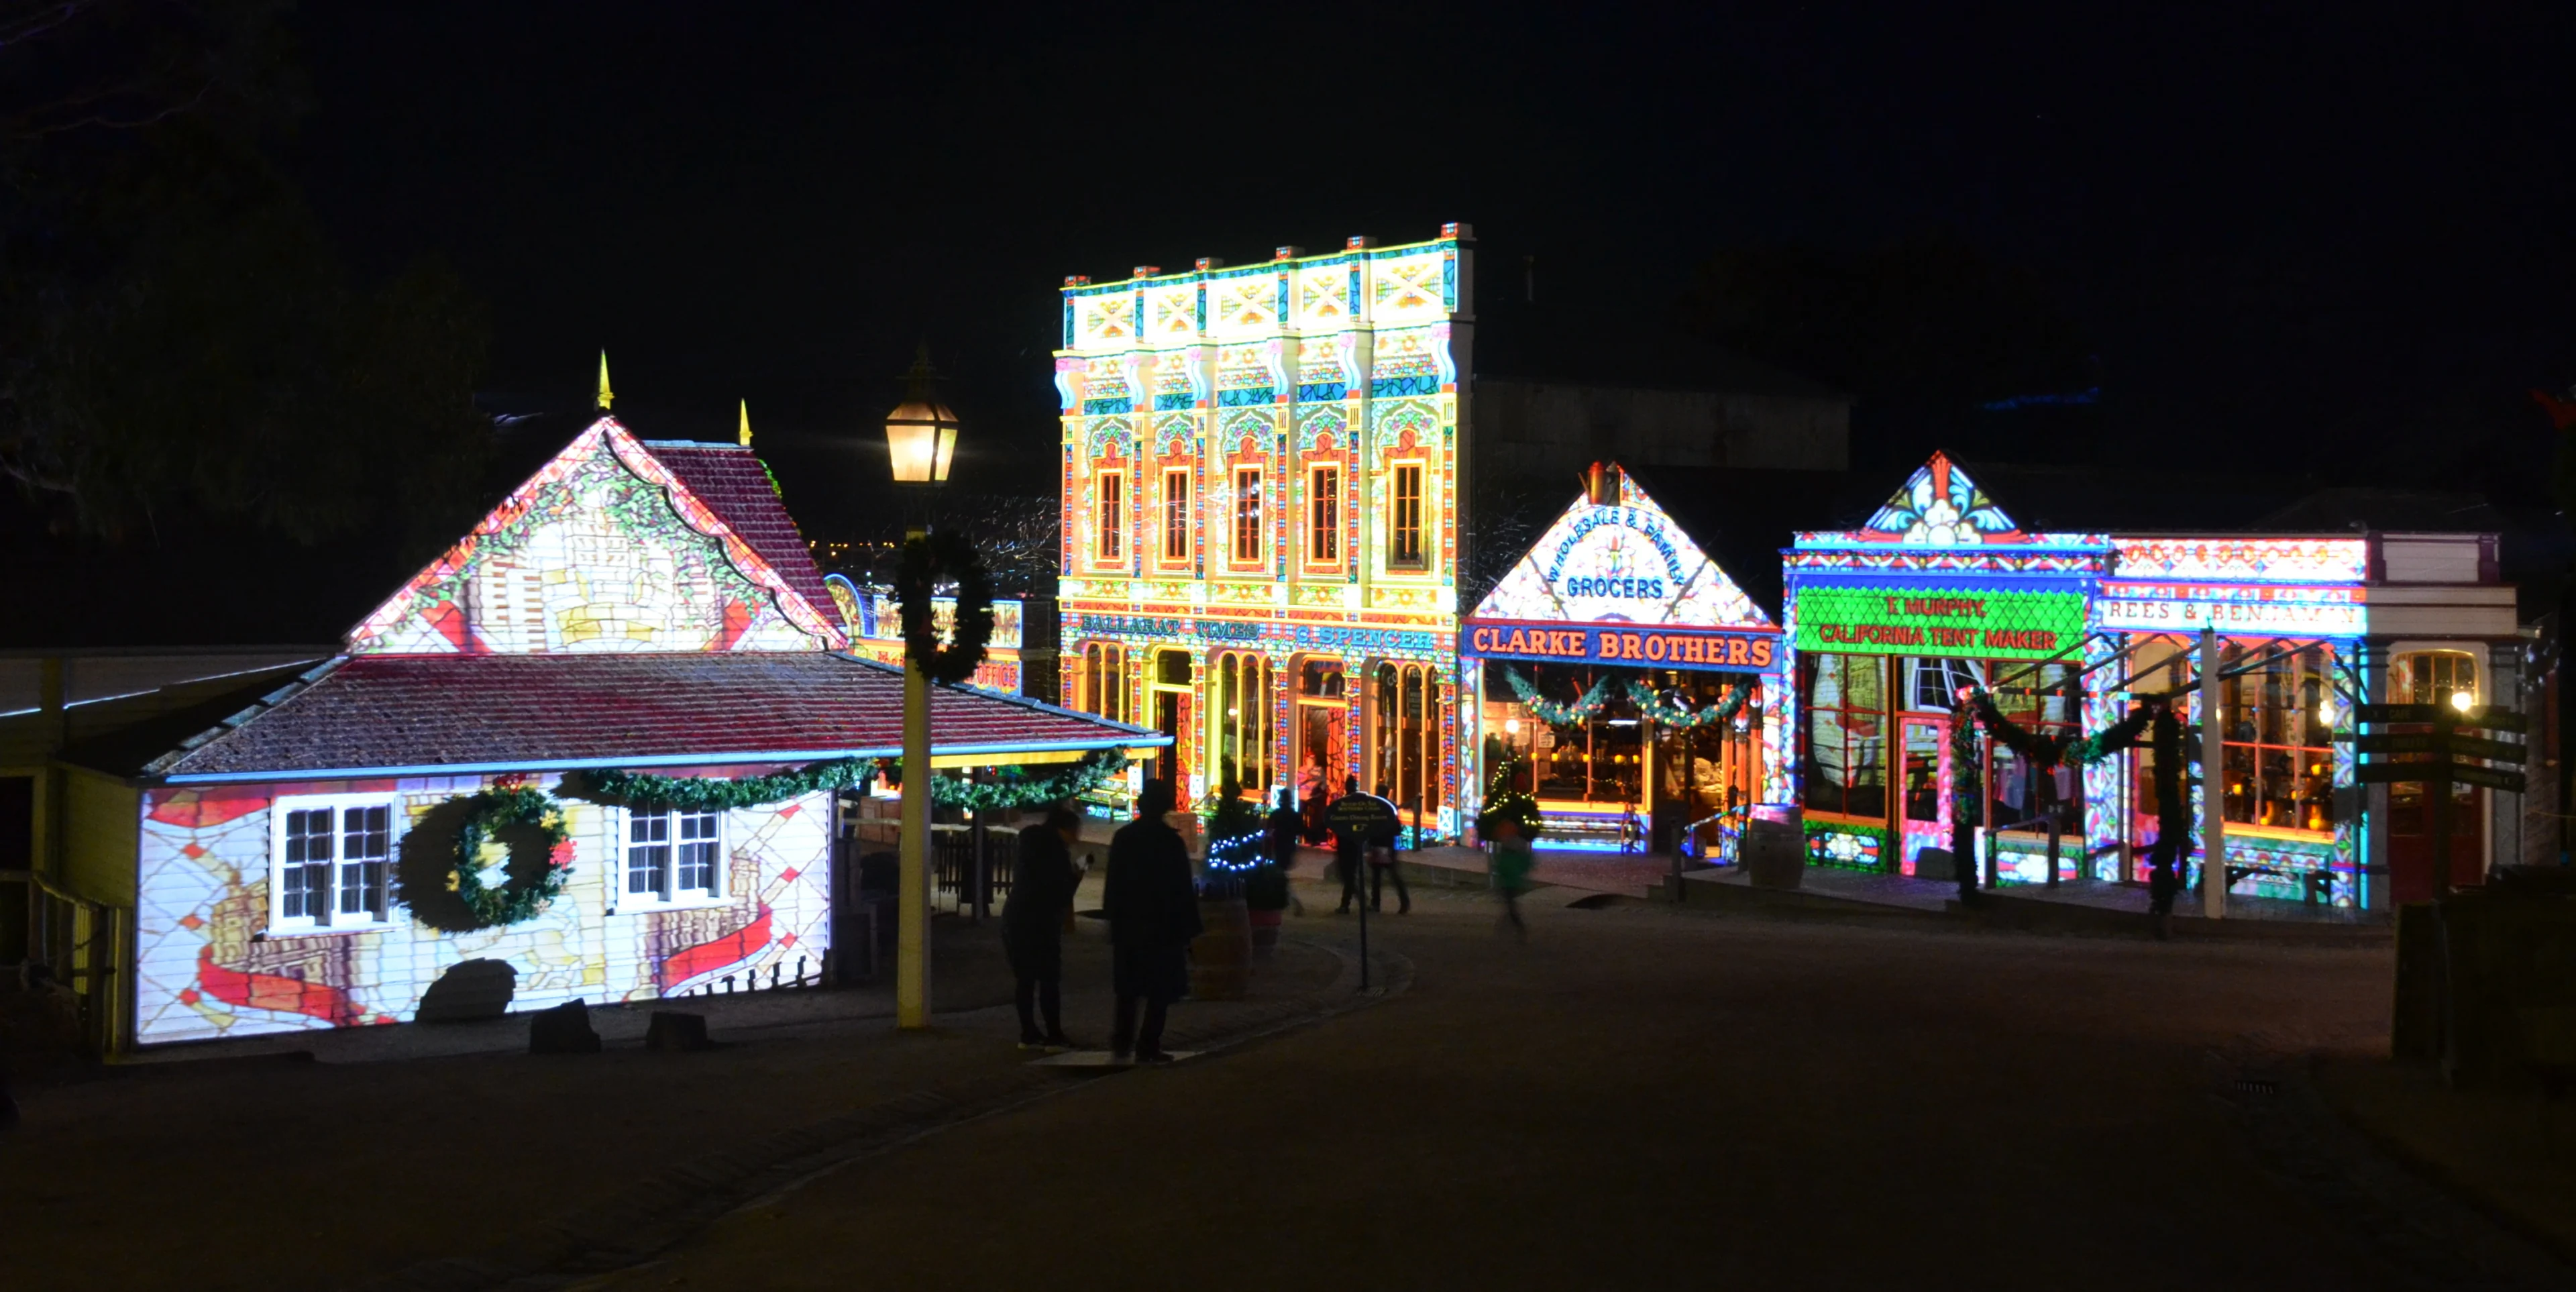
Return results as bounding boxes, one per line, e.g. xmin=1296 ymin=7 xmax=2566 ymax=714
xmin=1388 ymin=460 xmax=1428 ymax=572
xmin=1307 ymin=464 xmax=1341 ymax=567
xmin=1094 ymin=470 xmax=1125 ymax=564
xmin=1161 ymin=467 xmax=1192 ymax=566
xmin=618 ymin=806 xmax=729 ymax=912
xmin=267 ymin=793 xmax=400 ymax=934
xmin=1232 ymin=466 xmax=1264 ymax=566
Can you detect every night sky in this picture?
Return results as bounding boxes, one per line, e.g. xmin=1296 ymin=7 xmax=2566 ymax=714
xmin=289 ymin=2 xmax=2576 ymax=530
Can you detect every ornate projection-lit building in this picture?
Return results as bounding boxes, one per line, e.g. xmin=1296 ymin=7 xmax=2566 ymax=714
xmin=1057 ymin=227 xmax=1472 ymax=830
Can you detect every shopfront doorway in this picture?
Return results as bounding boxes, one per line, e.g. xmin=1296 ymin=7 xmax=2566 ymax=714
xmin=1149 ymin=650 xmax=1192 ymax=794
xmin=1294 ymin=658 xmax=1348 ymax=815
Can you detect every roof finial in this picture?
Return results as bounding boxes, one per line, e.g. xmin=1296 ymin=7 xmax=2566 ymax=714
xmin=738 ymin=398 xmax=753 ymax=448
xmin=904 ymin=343 xmax=937 ymax=402
xmin=596 ymin=350 xmax=614 ymax=411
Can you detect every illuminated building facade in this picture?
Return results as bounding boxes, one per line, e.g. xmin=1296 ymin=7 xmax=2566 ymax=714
xmin=1055 ymin=227 xmax=1472 ymax=832
xmin=1784 ymin=451 xmax=2518 ymax=908
xmin=1460 ymin=464 xmax=1787 ymax=851
xmin=31 ymin=415 xmax=1155 ymax=1049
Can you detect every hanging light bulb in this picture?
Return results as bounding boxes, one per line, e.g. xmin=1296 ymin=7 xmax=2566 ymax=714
xmin=2449 ymin=689 xmax=2475 ymax=714
xmin=2317 ymin=696 xmax=2339 ymax=728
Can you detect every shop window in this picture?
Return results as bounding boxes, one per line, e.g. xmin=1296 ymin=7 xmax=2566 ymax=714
xmin=1986 ymin=661 xmax=2080 ymax=831
xmin=1801 ymin=653 xmax=1886 ymax=819
xmin=625 ymin=808 xmax=724 ymax=908
xmin=1082 ymin=643 xmax=1133 ymax=724
xmin=1389 ymin=462 xmax=1426 ymax=570
xmin=1308 ymin=465 xmax=1341 ymax=565
xmin=1095 ymin=471 xmax=1124 ymax=561
xmin=1371 ymin=661 xmax=1443 ymax=816
xmin=268 ymin=794 xmax=397 ymax=933
xmin=1232 ymin=468 xmax=1263 ymax=564
xmin=1903 ymin=658 xmax=1982 ymax=712
xmin=1161 ymin=468 xmax=1191 ymax=564
xmin=1216 ymin=652 xmax=1277 ymax=796
xmin=2220 ymin=643 xmax=2335 ymax=834
xmin=2394 ymin=651 xmax=2478 ymax=710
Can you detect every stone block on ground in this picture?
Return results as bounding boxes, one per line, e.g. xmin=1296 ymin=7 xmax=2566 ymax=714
xmin=415 ymin=958 xmax=517 ymax=1023
xmin=529 ymin=999 xmax=602 ymax=1055
xmin=646 ymin=1011 xmax=712 ymax=1053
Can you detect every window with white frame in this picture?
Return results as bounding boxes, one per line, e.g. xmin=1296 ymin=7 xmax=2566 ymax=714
xmin=625 ymin=808 xmax=724 ymax=906
xmin=268 ymin=794 xmax=398 ymax=932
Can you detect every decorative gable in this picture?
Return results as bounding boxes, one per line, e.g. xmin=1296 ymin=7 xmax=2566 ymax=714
xmin=1472 ymin=465 xmax=1773 ymax=631
xmin=1858 ymin=451 xmax=2023 ymax=543
xmin=345 ymin=419 xmax=846 ymax=655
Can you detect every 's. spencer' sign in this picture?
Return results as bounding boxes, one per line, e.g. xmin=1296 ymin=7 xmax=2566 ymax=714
xmin=1466 ymin=622 xmax=1779 ymax=670
xmin=1792 ymin=586 xmax=2086 ymax=660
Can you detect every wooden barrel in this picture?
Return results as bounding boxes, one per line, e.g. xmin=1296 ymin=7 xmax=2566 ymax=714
xmin=1246 ymin=906 xmax=1284 ymax=963
xmin=1190 ymin=896 xmax=1253 ymax=1000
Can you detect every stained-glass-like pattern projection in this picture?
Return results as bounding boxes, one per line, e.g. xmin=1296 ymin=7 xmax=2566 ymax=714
xmin=132 ymin=777 xmax=833 ymax=1045
xmin=1860 ymin=451 xmax=2020 ymax=543
xmin=347 ymin=421 xmax=843 ymax=655
xmin=1471 ymin=466 xmax=1774 ymax=633
xmin=1805 ymin=822 xmax=1886 ymax=871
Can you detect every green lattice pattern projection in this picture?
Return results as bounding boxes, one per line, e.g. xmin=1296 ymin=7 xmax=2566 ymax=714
xmin=1792 ymin=586 xmax=2084 ymax=661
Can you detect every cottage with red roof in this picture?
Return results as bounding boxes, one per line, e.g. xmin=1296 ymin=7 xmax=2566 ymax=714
xmin=36 ymin=403 xmax=1157 ymax=1050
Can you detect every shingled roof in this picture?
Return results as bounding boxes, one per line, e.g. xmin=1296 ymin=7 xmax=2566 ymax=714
xmin=118 ymin=652 xmax=1155 ymax=781
xmin=645 ymin=441 xmax=841 ymax=633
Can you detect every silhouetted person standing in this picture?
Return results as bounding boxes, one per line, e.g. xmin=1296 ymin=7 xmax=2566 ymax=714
xmin=1004 ymin=806 xmax=1084 ymax=1050
xmin=1265 ymin=786 xmax=1306 ymax=915
xmin=1368 ymin=779 xmax=1411 ymax=914
xmin=1104 ymin=779 xmax=1201 ymax=1063
xmin=1330 ymin=775 xmax=1366 ymax=913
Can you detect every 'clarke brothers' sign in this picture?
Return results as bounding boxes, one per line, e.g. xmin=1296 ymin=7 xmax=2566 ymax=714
xmin=2094 ymin=582 xmax=2366 ymax=637
xmin=1468 ymin=622 xmax=1780 ymax=670
xmin=1792 ymin=586 xmax=2087 ymax=660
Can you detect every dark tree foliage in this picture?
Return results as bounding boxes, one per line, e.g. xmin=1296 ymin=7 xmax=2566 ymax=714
xmin=1678 ymin=235 xmax=2094 ymax=407
xmin=0 ymin=0 xmax=493 ymax=548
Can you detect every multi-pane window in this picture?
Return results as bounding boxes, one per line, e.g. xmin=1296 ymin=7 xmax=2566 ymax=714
xmin=1095 ymin=471 xmax=1124 ymax=561
xmin=2220 ymin=643 xmax=2335 ymax=834
xmin=628 ymin=808 xmax=723 ymax=904
xmin=1308 ymin=466 xmax=1340 ymax=565
xmin=1801 ymin=653 xmax=1887 ymax=818
xmin=1390 ymin=462 xmax=1426 ymax=569
xmin=1161 ymin=468 xmax=1191 ymax=563
xmin=1232 ymin=468 xmax=1263 ymax=563
xmin=271 ymin=796 xmax=396 ymax=932
xmin=1982 ymin=661 xmax=2080 ymax=831
xmin=1081 ymin=642 xmax=1132 ymax=722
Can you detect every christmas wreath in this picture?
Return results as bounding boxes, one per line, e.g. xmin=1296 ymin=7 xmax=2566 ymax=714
xmin=896 ymin=528 xmax=994 ymax=686
xmin=448 ymin=787 xmax=572 ymax=928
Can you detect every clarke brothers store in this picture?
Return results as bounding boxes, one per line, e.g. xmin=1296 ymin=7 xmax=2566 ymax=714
xmin=1785 ymin=451 xmax=2519 ymax=909
xmin=1461 ymin=464 xmax=1788 ymax=852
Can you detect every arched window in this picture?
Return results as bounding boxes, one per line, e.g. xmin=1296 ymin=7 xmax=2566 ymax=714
xmin=1081 ymin=643 xmax=1132 ymax=724
xmin=1371 ymin=661 xmax=1443 ymax=816
xmin=1214 ymin=652 xmax=1277 ymax=796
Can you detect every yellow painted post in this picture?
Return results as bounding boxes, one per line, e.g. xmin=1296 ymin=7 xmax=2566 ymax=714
xmin=896 ymin=531 xmax=934 ymax=1030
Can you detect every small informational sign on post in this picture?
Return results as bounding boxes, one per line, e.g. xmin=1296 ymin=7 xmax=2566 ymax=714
xmin=1327 ymin=793 xmax=1401 ymax=844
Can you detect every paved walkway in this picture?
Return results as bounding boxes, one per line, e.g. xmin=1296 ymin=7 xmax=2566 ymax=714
xmin=3 ymin=884 xmax=1385 ymax=1291
xmin=580 ymin=887 xmax=2573 ymax=1291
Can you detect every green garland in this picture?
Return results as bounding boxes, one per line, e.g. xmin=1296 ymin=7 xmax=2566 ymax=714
xmin=449 ymin=788 xmax=572 ymax=928
xmin=898 ymin=529 xmax=994 ymax=686
xmin=1623 ymin=681 xmax=1753 ymax=730
xmin=908 ymin=748 xmax=1131 ymax=812
xmin=1502 ymin=665 xmax=1613 ymax=727
xmin=573 ymin=759 xmax=879 ymax=810
xmin=1961 ymin=686 xmax=2159 ymax=769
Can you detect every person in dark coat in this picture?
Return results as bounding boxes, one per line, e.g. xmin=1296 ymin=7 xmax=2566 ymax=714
xmin=1004 ymin=805 xmax=1084 ymax=1050
xmin=1103 ymin=779 xmax=1202 ymax=1063
xmin=1264 ymin=786 xmax=1306 ymax=915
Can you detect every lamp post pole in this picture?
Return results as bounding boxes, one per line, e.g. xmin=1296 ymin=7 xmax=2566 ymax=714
xmin=897 ymin=525 xmax=934 ymax=1030
xmin=885 ymin=346 xmax=959 ymax=1032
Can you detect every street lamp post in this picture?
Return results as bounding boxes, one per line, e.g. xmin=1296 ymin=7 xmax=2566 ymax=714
xmin=887 ymin=347 xmax=960 ymax=1032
